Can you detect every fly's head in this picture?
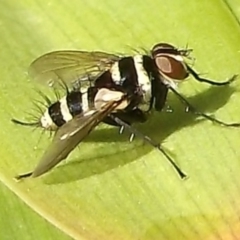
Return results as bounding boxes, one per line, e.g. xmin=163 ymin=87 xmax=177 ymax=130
xmin=151 ymin=43 xmax=193 ymax=87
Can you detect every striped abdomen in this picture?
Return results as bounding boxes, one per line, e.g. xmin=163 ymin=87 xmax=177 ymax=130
xmin=41 ymin=90 xmax=83 ymax=130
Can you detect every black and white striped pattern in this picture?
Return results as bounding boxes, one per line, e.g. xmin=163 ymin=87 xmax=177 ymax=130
xmin=40 ymin=90 xmax=84 ymax=130
xmin=39 ymin=54 xmax=167 ymax=130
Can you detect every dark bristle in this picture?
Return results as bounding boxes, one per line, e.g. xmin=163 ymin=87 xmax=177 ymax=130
xmin=14 ymin=172 xmax=33 ymax=181
xmin=33 ymin=99 xmax=48 ymax=109
xmin=27 ymin=113 xmax=40 ymax=122
xmin=139 ymin=47 xmax=149 ymax=54
xmin=53 ymin=86 xmax=61 ymax=100
xmin=11 ymin=118 xmax=40 ymax=127
xmin=35 ymin=90 xmax=52 ymax=106
xmin=32 ymin=100 xmax=44 ymax=114
xmin=54 ymin=74 xmax=70 ymax=94
xmin=125 ymin=45 xmax=143 ymax=55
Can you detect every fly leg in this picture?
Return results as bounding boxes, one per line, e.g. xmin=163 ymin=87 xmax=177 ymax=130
xmin=169 ymin=87 xmax=240 ymax=127
xmin=109 ymin=114 xmax=187 ymax=179
xmin=187 ymin=65 xmax=238 ymax=86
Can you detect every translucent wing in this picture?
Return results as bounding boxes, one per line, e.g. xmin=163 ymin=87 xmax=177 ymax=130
xmin=28 ymin=50 xmax=121 ymax=87
xmin=15 ymin=96 xmax=125 ymax=180
xmin=31 ymin=111 xmax=102 ymax=177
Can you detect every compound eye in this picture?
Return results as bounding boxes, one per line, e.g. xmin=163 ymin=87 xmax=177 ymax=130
xmin=155 ymin=54 xmax=188 ymax=80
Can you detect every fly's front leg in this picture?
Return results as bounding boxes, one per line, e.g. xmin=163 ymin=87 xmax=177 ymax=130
xmin=169 ymin=86 xmax=240 ymax=127
xmin=187 ymin=65 xmax=238 ymax=86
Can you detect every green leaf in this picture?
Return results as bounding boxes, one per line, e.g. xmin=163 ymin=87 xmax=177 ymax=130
xmin=1 ymin=0 xmax=240 ymax=239
xmin=0 ymin=182 xmax=71 ymax=240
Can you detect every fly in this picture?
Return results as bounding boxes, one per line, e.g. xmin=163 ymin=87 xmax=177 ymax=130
xmin=13 ymin=42 xmax=240 ymax=180
xmin=14 ymin=88 xmax=187 ymax=180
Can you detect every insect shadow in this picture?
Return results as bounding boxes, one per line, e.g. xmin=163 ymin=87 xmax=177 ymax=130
xmin=44 ymin=84 xmax=237 ymax=185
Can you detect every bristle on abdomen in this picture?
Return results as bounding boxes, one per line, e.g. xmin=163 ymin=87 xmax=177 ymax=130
xmin=12 ymin=88 xmax=84 ymax=131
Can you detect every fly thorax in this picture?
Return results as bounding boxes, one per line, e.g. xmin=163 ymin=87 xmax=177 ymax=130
xmin=110 ymin=62 xmax=121 ymax=84
xmin=133 ymin=55 xmax=152 ymax=111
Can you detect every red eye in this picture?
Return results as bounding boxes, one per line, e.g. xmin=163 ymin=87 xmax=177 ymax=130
xmin=155 ymin=54 xmax=189 ymax=80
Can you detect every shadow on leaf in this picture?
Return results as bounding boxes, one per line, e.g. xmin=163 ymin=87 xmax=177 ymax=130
xmin=44 ymin=84 xmax=237 ymax=184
